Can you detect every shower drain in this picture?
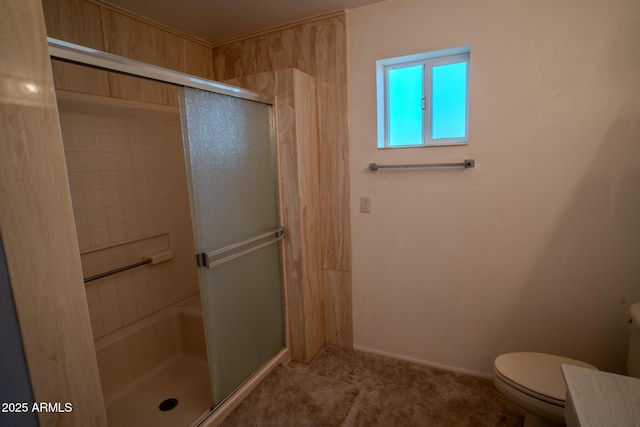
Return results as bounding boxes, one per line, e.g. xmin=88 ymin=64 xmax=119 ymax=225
xmin=159 ymin=398 xmax=179 ymax=411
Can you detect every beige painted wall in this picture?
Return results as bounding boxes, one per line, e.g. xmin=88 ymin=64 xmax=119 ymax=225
xmin=348 ymin=0 xmax=640 ymax=375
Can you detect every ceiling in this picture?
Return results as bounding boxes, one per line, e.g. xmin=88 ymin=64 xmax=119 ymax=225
xmin=99 ymin=0 xmax=386 ymax=45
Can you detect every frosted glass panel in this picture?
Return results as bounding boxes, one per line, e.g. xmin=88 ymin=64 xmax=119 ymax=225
xmin=388 ymin=65 xmax=423 ymax=146
xmin=182 ymin=89 xmax=279 ymax=248
xmin=206 ymin=244 xmax=284 ymax=403
xmin=432 ymin=62 xmax=467 ymax=139
xmin=180 ymin=87 xmax=284 ymax=405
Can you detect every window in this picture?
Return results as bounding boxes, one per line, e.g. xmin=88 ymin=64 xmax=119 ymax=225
xmin=377 ymin=47 xmax=470 ymax=148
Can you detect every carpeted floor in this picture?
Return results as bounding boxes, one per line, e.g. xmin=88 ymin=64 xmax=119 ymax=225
xmin=222 ymin=346 xmax=525 ymax=426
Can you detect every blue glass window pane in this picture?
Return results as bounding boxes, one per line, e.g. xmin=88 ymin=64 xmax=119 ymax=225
xmin=388 ymin=65 xmax=423 ymax=146
xmin=432 ymin=62 xmax=467 ymax=139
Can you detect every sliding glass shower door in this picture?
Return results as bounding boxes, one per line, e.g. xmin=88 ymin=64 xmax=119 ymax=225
xmin=180 ymin=87 xmax=285 ymax=406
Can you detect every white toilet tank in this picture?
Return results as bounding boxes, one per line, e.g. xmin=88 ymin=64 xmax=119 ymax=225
xmin=628 ymin=302 xmax=640 ymax=377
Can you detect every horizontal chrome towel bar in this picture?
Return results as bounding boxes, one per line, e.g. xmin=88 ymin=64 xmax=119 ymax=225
xmin=369 ymin=159 xmax=475 ymax=171
xmin=84 ymin=259 xmax=151 ymax=283
xmin=83 ymin=249 xmax=173 ymax=283
xmin=198 ymin=227 xmax=285 ymax=269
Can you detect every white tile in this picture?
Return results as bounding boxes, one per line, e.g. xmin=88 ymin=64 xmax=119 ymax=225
xmin=114 ymin=136 xmax=132 ymax=152
xmin=102 ymin=188 xmax=122 ymax=208
xmin=141 ymin=220 xmax=156 ymax=236
xmin=136 ymin=186 xmax=153 ymax=203
xmin=98 ymin=152 xmax=119 ymax=171
xmin=98 ymin=279 xmax=117 ymax=300
xmin=89 ymin=227 xmax=109 ymax=247
xmin=115 ymin=274 xmax=134 ymax=294
xmin=83 ymin=172 xmax=103 ymax=191
xmin=151 ymin=294 xmax=166 ymax=311
xmin=136 ymin=300 xmax=152 ymax=318
xmin=105 ymin=206 xmax=125 ymax=225
xmin=132 ymin=153 xmax=148 ymax=169
xmin=69 ymin=192 xmax=86 ymax=212
xmin=118 ymin=290 xmax=136 ymax=309
xmin=86 ymin=209 xmax=107 ymax=229
xmin=148 ymin=279 xmax=165 ymax=297
xmin=73 ymin=211 xmax=88 ymax=231
xmin=122 ymin=205 xmax=138 ymax=223
xmin=133 ymin=282 xmax=150 ymax=302
xmin=85 ymin=284 xmax=100 ymax=305
xmin=84 ymin=190 xmax=105 ymax=210
xmin=66 ymin=172 xmax=85 ymax=193
xmin=132 ymin=268 xmax=149 ymax=285
xmin=137 ymin=202 xmax=151 ymax=219
xmin=120 ymin=305 xmax=138 ymax=326
xmin=108 ymin=223 xmax=127 ymax=243
xmin=58 ymin=113 xmax=76 ymax=132
xmin=61 ymin=132 xmax=78 ymax=151
xmin=77 ymin=230 xmax=91 ymax=251
xmin=75 ymin=133 xmax=98 ymax=152
xmin=100 ymin=171 xmax=120 ymax=189
xmin=117 ymin=170 xmax=134 ymax=187
xmin=100 ymin=296 xmax=120 ymax=317
xmin=96 ymin=134 xmax=117 ymax=152
xmin=78 ymin=152 xmax=99 ymax=172
xmin=117 ymin=152 xmax=133 ymax=170
xmin=100 ymin=116 xmax=118 ymax=133
xmin=74 ymin=115 xmax=98 ymax=133
xmin=64 ymin=152 xmax=81 ymax=172
xmin=102 ymin=312 xmax=123 ymax=335
xmin=91 ymin=320 xmax=105 ymax=339
xmin=120 ymin=188 xmax=137 ymax=206
xmin=88 ymin=302 xmax=102 ymax=321
xmin=125 ymin=220 xmax=143 ymax=239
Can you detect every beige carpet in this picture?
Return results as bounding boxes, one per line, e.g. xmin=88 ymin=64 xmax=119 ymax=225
xmin=222 ymin=346 xmax=525 ymax=426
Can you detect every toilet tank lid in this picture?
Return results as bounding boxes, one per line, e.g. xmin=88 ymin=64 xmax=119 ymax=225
xmin=630 ymin=302 xmax=640 ymax=326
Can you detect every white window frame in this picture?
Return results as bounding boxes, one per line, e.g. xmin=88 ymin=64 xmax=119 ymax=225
xmin=376 ymin=46 xmax=470 ymax=149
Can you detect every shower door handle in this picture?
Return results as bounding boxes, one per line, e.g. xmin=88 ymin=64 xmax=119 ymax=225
xmin=197 ymin=227 xmax=284 ymax=269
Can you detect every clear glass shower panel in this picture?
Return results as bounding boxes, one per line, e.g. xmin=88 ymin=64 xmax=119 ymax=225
xmin=180 ymin=87 xmax=285 ymax=405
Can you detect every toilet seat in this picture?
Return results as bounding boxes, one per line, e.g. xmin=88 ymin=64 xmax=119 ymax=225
xmin=494 ymin=352 xmax=596 ymax=405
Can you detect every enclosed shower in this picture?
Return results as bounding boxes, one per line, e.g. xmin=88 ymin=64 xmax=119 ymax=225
xmin=49 ymin=38 xmax=288 ymax=426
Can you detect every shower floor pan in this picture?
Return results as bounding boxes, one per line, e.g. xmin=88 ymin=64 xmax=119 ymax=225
xmin=105 ymin=355 xmax=211 ymax=427
xmin=95 ymin=296 xmax=213 ymax=427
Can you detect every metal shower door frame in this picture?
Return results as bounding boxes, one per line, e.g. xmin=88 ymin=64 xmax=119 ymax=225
xmin=47 ymin=37 xmax=290 ymax=424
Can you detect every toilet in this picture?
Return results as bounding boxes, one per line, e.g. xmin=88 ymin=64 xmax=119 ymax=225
xmin=493 ymin=302 xmax=640 ymax=427
xmin=494 ymin=352 xmax=596 ymax=426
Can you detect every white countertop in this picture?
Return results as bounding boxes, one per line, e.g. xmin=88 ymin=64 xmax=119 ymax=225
xmin=561 ymin=364 xmax=640 ymax=427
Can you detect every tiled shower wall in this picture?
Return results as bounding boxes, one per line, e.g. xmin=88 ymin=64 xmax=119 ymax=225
xmin=57 ymin=90 xmax=199 ymax=339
